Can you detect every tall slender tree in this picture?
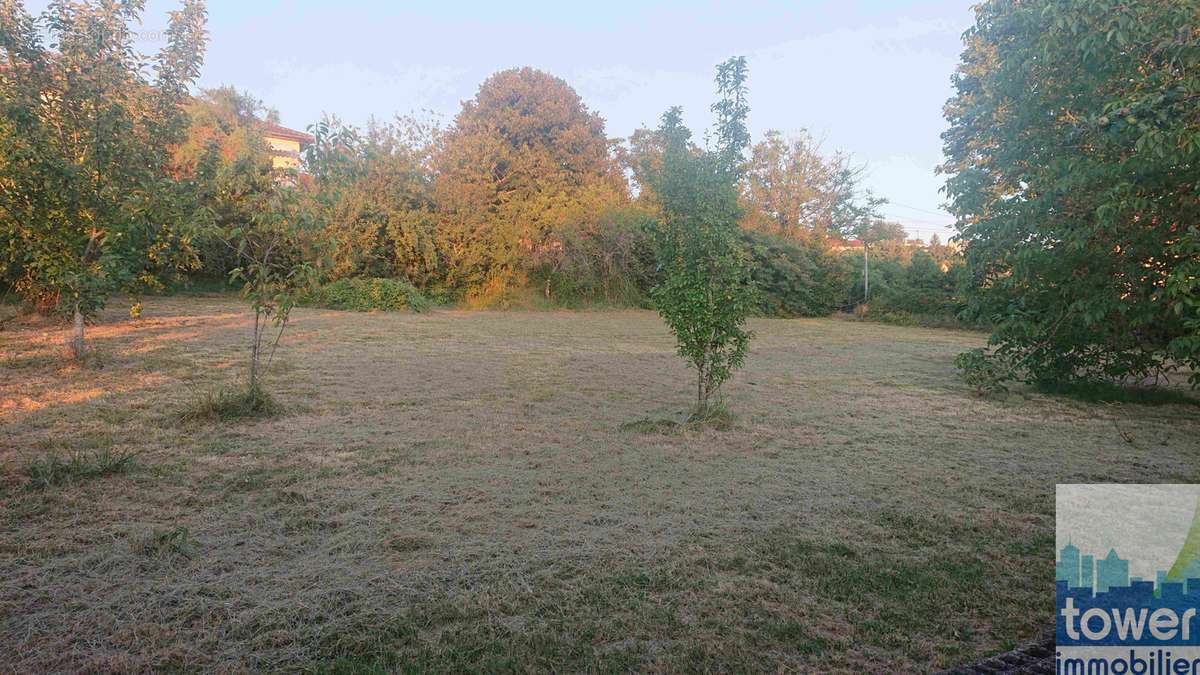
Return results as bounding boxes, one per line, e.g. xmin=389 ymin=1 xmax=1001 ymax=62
xmin=647 ymin=57 xmax=756 ymax=416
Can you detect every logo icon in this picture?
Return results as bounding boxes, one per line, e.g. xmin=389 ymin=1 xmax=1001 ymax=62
xmin=1056 ymin=484 xmax=1200 ymax=673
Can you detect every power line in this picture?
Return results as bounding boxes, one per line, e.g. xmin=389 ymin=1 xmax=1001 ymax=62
xmin=886 ymin=201 xmax=952 ymax=217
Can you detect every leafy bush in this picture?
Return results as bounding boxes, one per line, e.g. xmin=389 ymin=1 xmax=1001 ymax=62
xmin=538 ymin=207 xmax=660 ymax=308
xmin=740 ymin=230 xmax=843 ymax=317
xmin=954 ymin=348 xmax=1011 ymax=397
xmin=856 ymin=308 xmax=973 ymax=331
xmin=304 ymin=278 xmax=432 ymax=312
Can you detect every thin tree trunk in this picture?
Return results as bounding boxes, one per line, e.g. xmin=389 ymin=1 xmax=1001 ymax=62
xmin=71 ymin=303 xmax=85 ymax=360
xmin=699 ymin=254 xmax=715 ymax=412
xmin=250 ymin=309 xmax=261 ymax=389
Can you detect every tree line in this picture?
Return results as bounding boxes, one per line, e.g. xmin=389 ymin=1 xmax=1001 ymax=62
xmin=180 ymin=73 xmax=924 ymax=312
xmin=5 ymin=0 xmax=1190 ymax=406
xmin=1 ymin=6 xmax=938 ymax=325
xmin=3 ymin=1 xmax=952 ymax=414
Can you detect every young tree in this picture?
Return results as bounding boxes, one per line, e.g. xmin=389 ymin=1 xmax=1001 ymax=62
xmin=0 ymin=0 xmax=208 ymax=358
xmin=221 ymin=188 xmax=327 ymax=393
xmin=943 ymin=0 xmax=1200 ymax=387
xmin=646 ymin=57 xmax=756 ymax=417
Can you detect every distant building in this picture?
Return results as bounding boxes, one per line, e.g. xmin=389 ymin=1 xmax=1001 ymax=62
xmin=1056 ymin=542 xmax=1081 ymax=589
xmin=1097 ymin=548 xmax=1129 ymax=593
xmin=1081 ymin=554 xmax=1094 ymax=592
xmin=262 ymin=123 xmax=314 ymax=173
xmin=827 ymin=239 xmax=865 ymax=253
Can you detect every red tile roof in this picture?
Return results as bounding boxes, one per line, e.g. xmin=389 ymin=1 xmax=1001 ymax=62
xmin=263 ymin=123 xmax=315 ymax=145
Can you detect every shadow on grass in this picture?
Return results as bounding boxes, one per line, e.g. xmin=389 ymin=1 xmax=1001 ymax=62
xmin=1033 ymin=379 xmax=1199 ymax=407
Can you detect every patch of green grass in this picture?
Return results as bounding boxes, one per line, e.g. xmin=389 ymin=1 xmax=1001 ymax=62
xmin=619 ymin=417 xmax=680 ymax=434
xmin=177 ymin=383 xmax=283 ymax=423
xmin=754 ymin=619 xmax=829 ymax=654
xmin=136 ymin=525 xmax=201 ymax=560
xmin=222 ymin=467 xmax=278 ymax=495
xmin=1 ymin=353 xmax=56 ymax=370
xmin=25 ymin=448 xmax=138 ymax=489
xmin=747 ymin=526 xmax=997 ymax=660
xmin=387 ymin=534 xmax=431 ymax=553
xmin=265 ymin=488 xmax=310 ymax=505
xmin=686 ymin=398 xmax=737 ymax=430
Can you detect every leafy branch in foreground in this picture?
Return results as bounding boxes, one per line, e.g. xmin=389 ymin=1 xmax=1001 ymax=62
xmin=942 ymin=0 xmax=1200 ymax=389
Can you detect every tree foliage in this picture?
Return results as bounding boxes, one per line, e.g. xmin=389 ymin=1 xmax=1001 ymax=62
xmin=742 ymin=130 xmax=881 ymax=245
xmin=432 ymin=67 xmax=626 ymax=304
xmin=305 ymin=115 xmax=442 ymax=289
xmin=221 ymin=188 xmax=328 ymax=389
xmin=740 ymin=229 xmax=843 ymax=317
xmin=0 ymin=0 xmax=208 ymax=357
xmin=172 ymin=86 xmax=277 ymax=281
xmin=646 ymin=57 xmax=756 ymax=414
xmin=943 ymin=0 xmax=1200 ymax=386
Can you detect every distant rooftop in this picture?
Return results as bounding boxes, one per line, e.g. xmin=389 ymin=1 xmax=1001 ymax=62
xmin=262 ymin=123 xmax=315 ymax=146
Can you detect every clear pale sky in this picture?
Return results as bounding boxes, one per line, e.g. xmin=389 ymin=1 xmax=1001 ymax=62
xmin=28 ymin=0 xmax=977 ymax=239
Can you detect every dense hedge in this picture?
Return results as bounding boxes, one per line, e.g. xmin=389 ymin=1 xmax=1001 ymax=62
xmin=740 ymin=230 xmax=842 ymax=317
xmin=303 ymin=278 xmax=432 ymax=312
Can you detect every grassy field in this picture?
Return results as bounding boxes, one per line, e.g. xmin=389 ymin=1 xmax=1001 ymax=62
xmin=2 ymin=296 xmax=1198 ymax=672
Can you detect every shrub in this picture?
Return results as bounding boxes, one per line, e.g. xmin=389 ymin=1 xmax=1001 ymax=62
xmin=177 ymin=383 xmax=282 ymax=423
xmin=954 ymin=348 xmax=1011 ymax=397
xmin=537 ymin=207 xmax=659 ymax=308
xmin=855 ymin=308 xmax=973 ymax=331
xmin=304 ymin=278 xmax=432 ymax=312
xmin=741 ymin=230 xmax=842 ymax=317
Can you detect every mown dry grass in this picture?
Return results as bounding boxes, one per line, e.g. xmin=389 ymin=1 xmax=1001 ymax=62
xmin=2 ymin=296 xmax=1198 ymax=672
